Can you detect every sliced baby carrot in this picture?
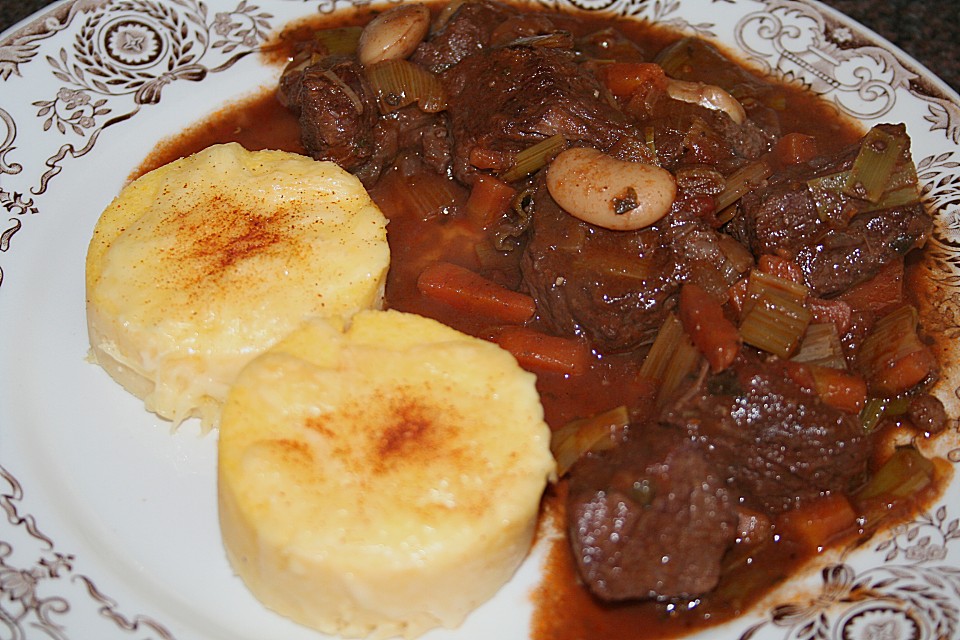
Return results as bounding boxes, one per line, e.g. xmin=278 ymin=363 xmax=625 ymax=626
xmin=416 ymin=261 xmax=536 ymax=325
xmin=493 ymin=326 xmax=592 ymax=376
xmin=871 ymin=347 xmax=938 ymax=397
xmin=776 ymin=494 xmax=857 ymax=551
xmin=465 ymin=174 xmax=516 ymax=230
xmin=774 ymin=132 xmax=818 ymax=166
xmin=838 ymin=259 xmax=904 ymax=313
xmin=785 ymin=358 xmax=866 ymax=414
xmin=757 ymin=254 xmax=805 ymax=284
xmin=596 ymin=61 xmax=666 ymax=99
xmin=808 ymin=364 xmax=867 ymax=414
xmin=679 ymin=283 xmax=741 ymax=372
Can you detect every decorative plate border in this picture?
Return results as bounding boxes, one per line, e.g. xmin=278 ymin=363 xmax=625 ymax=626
xmin=1 ymin=1 xmax=959 ymax=639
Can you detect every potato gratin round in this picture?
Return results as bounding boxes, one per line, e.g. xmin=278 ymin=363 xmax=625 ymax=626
xmin=217 ymin=310 xmax=556 ymax=639
xmin=85 ymin=143 xmax=390 ymax=428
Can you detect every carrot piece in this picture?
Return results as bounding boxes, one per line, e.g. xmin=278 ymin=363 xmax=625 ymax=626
xmin=465 ymin=174 xmax=517 ymax=230
xmin=468 ymin=147 xmax=511 ymax=172
xmin=837 ymin=259 xmax=904 ymax=313
xmin=679 ymin=283 xmax=741 ymax=372
xmin=774 ymin=132 xmax=818 ymax=166
xmin=807 ymin=297 xmax=853 ymax=336
xmin=808 ymin=364 xmax=867 ymax=414
xmin=776 ymin=494 xmax=857 ymax=551
xmin=416 ymin=262 xmax=536 ymax=324
xmin=757 ymin=254 xmax=805 ymax=284
xmin=871 ymin=346 xmax=938 ymax=397
xmin=493 ymin=326 xmax=592 ymax=375
xmin=784 ymin=361 xmax=865 ymax=413
xmin=783 ymin=360 xmax=816 ymax=389
xmin=596 ymin=61 xmax=666 ymax=99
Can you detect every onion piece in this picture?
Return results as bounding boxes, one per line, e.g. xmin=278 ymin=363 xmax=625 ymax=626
xmin=314 ymin=26 xmax=364 ymax=56
xmin=550 ymin=405 xmax=629 ymax=476
xmin=508 ymin=31 xmax=575 ymax=49
xmin=792 ymin=322 xmax=846 ymax=370
xmin=364 ymin=59 xmax=447 ymax=114
xmin=279 ymin=27 xmax=363 ymax=84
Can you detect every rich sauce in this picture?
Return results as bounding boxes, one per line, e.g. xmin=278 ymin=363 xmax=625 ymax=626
xmin=136 ymin=6 xmax=952 ymax=640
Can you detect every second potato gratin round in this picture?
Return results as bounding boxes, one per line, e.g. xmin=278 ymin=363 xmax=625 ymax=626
xmin=218 ymin=310 xmax=557 ymax=639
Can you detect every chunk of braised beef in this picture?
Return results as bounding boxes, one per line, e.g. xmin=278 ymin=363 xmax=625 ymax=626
xmin=356 ymin=106 xmax=452 ymax=185
xmin=908 ymin=394 xmax=948 ymax=435
xmin=566 ymin=425 xmax=738 ymax=602
xmin=410 ymin=0 xmax=522 ymax=72
xmin=520 ymin=170 xmax=740 ymax=352
xmin=520 ymin=177 xmax=679 ymax=352
xmin=575 ymin=27 xmax=653 ymax=63
xmin=733 ymin=124 xmax=932 ymax=296
xmin=442 ymin=45 xmax=651 ymax=184
xmin=661 ymin=359 xmax=870 ymax=514
xmin=727 ymin=171 xmax=824 ymax=257
xmin=277 ymin=55 xmax=379 ymax=172
xmin=793 ymin=204 xmax=932 ymax=297
xmin=625 ymin=99 xmax=771 ymax=172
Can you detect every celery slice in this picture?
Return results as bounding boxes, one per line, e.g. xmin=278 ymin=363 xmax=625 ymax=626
xmin=807 ymin=171 xmax=856 ymax=222
xmin=856 ymin=446 xmax=933 ymax=501
xmin=844 ymin=127 xmax=907 ymax=203
xmin=745 ymin=269 xmax=809 ymax=305
xmin=658 ymin=336 xmax=701 ymax=404
xmin=640 ymin=313 xmax=700 ymax=404
xmin=715 ymin=159 xmax=772 ymax=213
xmin=739 ymin=290 xmax=812 ymax=358
xmin=500 ymin=134 xmax=566 ymax=183
xmin=807 ymin=126 xmax=919 ymax=221
xmin=640 ymin=313 xmax=683 ymax=380
xmin=859 ymin=183 xmax=921 ymax=213
xmin=857 ymin=305 xmax=922 ymax=377
xmin=402 ymin=174 xmax=461 ymax=220
xmin=859 ymin=395 xmax=910 ymax=431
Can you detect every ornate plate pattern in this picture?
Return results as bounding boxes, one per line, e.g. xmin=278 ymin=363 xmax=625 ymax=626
xmin=1 ymin=1 xmax=959 ymax=639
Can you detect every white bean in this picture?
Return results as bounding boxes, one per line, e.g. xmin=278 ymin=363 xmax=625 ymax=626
xmin=546 ymin=147 xmax=676 ymax=231
xmin=665 ymin=78 xmax=746 ymax=125
xmin=357 ymin=3 xmax=431 ymax=67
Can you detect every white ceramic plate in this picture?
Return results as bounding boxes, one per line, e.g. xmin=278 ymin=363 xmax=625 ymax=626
xmin=2 ymin=1 xmax=960 ymax=639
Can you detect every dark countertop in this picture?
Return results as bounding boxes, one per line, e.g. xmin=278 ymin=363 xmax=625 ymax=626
xmin=3 ymin=0 xmax=958 ymax=93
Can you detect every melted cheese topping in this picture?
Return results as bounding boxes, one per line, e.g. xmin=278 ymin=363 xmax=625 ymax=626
xmin=218 ymin=310 xmax=556 ymax=639
xmin=85 ymin=143 xmax=389 ymax=427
